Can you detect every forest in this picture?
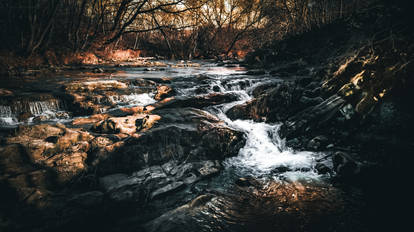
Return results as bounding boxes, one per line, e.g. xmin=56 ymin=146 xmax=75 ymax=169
xmin=0 ymin=0 xmax=413 ymax=232
xmin=1 ymin=0 xmax=366 ymax=60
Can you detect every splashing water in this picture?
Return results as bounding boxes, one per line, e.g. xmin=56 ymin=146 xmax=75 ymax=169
xmin=223 ymin=119 xmax=321 ymax=181
xmin=110 ymin=93 xmax=156 ymax=107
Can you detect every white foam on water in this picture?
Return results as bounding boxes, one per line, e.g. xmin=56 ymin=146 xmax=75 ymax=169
xmin=111 ymin=93 xmax=156 ymax=106
xmin=223 ymin=120 xmax=319 ymax=178
xmin=0 ymin=117 xmax=17 ymax=126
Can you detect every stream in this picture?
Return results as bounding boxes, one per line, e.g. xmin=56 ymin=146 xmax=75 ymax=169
xmin=0 ymin=61 xmax=363 ymax=232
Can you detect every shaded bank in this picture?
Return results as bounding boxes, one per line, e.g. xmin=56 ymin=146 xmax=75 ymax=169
xmin=232 ymin=1 xmax=413 ymax=229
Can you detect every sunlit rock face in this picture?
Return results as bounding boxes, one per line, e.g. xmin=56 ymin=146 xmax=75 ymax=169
xmin=63 ymin=79 xmax=159 ymax=115
xmin=4 ymin=124 xmax=93 ymax=185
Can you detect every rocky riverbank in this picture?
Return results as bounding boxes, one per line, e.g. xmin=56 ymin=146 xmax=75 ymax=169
xmin=1 ymin=2 xmax=412 ymax=231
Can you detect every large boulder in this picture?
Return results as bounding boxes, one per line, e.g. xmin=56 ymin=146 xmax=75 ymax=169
xmin=99 ymin=160 xmax=221 ymax=203
xmin=95 ymin=108 xmax=245 ymax=175
xmin=227 ymin=82 xmax=305 ymax=122
xmin=5 ymin=124 xmax=94 ymax=184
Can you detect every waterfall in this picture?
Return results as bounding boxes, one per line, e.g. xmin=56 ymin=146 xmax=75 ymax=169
xmin=26 ymin=99 xmax=66 ymax=115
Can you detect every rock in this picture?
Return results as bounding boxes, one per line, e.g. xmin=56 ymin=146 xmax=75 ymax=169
xmin=197 ymin=160 xmax=221 ymax=177
xmin=92 ymin=67 xmax=104 ymax=73
xmin=212 ymin=85 xmax=221 ymax=92
xmin=285 ymin=138 xmax=302 ymax=149
xmin=0 ymin=144 xmax=33 ymax=176
xmin=332 ymin=152 xmax=361 ymax=178
xmin=280 ymin=94 xmax=346 ymax=139
xmin=150 ymin=181 xmax=185 ymax=200
xmin=18 ymin=112 xmax=33 ymax=121
xmin=271 ymin=166 xmax=291 ymax=174
xmin=296 ymin=77 xmax=313 ymax=87
xmin=235 ymin=177 xmax=251 ymax=187
xmin=251 ymin=81 xmax=281 ymax=97
xmin=32 ymin=115 xmax=49 ymax=122
xmin=99 ymin=160 xmax=223 ymax=203
xmin=155 ymin=85 xmax=175 ymax=100
xmin=65 ymin=80 xmax=128 ymax=92
xmin=69 ymin=191 xmax=104 ymax=207
xmin=315 ymin=163 xmax=331 ymax=174
xmin=97 ymin=109 xmax=245 ymax=175
xmin=0 ymin=88 xmax=14 ymax=96
xmin=92 ymin=114 xmax=160 ymax=134
xmin=227 ymin=82 xmax=305 ymax=122
xmin=299 ymin=96 xmax=324 ymax=107
xmin=64 ymin=79 xmax=157 ymax=115
xmin=144 ymin=194 xmax=215 ymax=232
xmin=307 ymin=135 xmax=329 ymax=150
xmin=5 ymin=125 xmax=93 ymax=184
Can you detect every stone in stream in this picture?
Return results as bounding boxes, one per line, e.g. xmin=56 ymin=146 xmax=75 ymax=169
xmin=3 ymin=124 xmax=94 ymax=185
xmin=332 ymin=152 xmax=362 ymax=179
xmin=315 ymin=163 xmax=331 ymax=174
xmin=96 ymin=108 xmax=245 ymax=175
xmin=226 ymin=81 xmax=305 ymax=122
xmin=154 ymin=85 xmax=175 ymax=100
xmin=144 ymin=180 xmax=349 ymax=232
xmin=99 ymin=160 xmax=222 ymax=203
xmin=307 ymin=135 xmax=329 ymax=150
xmin=63 ymin=79 xmax=158 ymax=115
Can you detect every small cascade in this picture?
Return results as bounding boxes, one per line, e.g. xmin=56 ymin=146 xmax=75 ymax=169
xmin=26 ymin=99 xmax=67 ymax=115
xmin=0 ymin=97 xmax=69 ymax=127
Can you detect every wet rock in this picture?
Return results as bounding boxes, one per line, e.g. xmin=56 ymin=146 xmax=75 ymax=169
xmin=32 ymin=115 xmax=49 ymax=122
xmin=92 ymin=67 xmax=104 ymax=73
xmin=307 ymin=135 xmax=329 ymax=150
xmin=5 ymin=125 xmax=93 ymax=184
xmin=64 ymin=79 xmax=157 ymax=115
xmin=197 ymin=160 xmax=221 ymax=177
xmin=144 ymin=194 xmax=215 ymax=232
xmin=251 ymin=81 xmax=281 ymax=97
xmin=271 ymin=166 xmax=292 ymax=174
xmin=155 ymin=85 xmax=175 ymax=101
xmin=315 ymin=163 xmax=331 ymax=174
xmin=18 ymin=112 xmax=33 ymax=121
xmin=212 ymin=85 xmax=221 ymax=92
xmin=92 ymin=114 xmax=160 ymax=134
xmin=235 ymin=177 xmax=252 ymax=187
xmin=97 ymin=109 xmax=244 ymax=174
xmin=280 ymin=94 xmax=346 ymax=139
xmin=285 ymin=138 xmax=302 ymax=149
xmin=99 ymin=160 xmax=222 ymax=203
xmin=332 ymin=152 xmax=361 ymax=179
xmin=227 ymin=82 xmax=304 ymax=122
xmin=0 ymin=88 xmax=14 ymax=96
xmin=296 ymin=77 xmax=313 ymax=87
xmin=299 ymin=96 xmax=324 ymax=107
xmin=151 ymin=181 xmax=185 ymax=200
xmin=69 ymin=191 xmax=104 ymax=207
xmin=0 ymin=144 xmax=34 ymax=176
xmin=65 ymin=80 xmax=128 ymax=92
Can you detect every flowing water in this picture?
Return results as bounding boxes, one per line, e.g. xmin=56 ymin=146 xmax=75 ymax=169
xmin=0 ymin=61 xmax=352 ymax=231
xmin=0 ymin=61 xmax=327 ymax=181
